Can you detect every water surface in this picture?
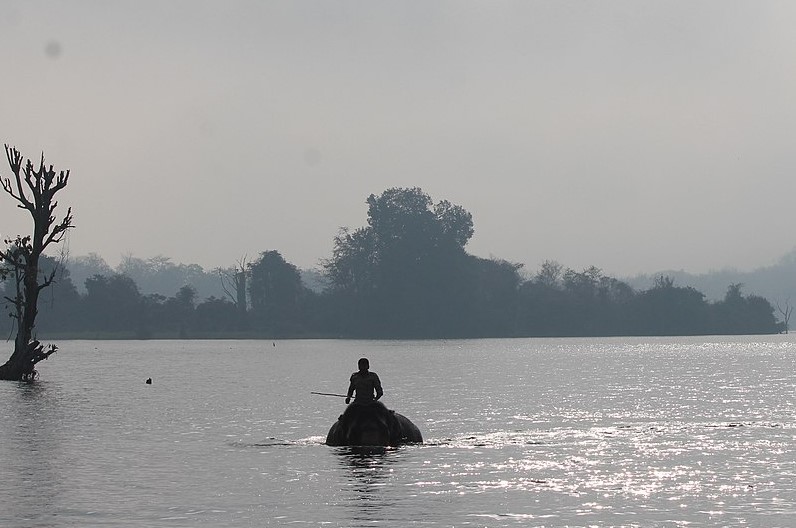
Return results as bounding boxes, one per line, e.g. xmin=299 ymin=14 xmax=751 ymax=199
xmin=1 ymin=336 xmax=795 ymax=526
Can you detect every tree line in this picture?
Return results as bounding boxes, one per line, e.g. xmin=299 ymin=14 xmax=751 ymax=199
xmin=2 ymin=187 xmax=784 ymax=340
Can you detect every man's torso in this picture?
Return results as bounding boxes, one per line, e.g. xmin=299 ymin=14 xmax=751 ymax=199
xmin=350 ymin=371 xmax=381 ymax=401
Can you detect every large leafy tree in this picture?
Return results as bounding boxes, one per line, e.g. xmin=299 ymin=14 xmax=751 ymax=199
xmin=82 ymin=274 xmax=144 ymax=335
xmin=467 ymin=257 xmax=524 ymax=337
xmin=710 ymin=283 xmax=783 ymax=335
xmin=195 ymin=297 xmax=240 ymax=334
xmin=248 ymin=250 xmax=305 ymax=335
xmin=324 ymin=187 xmax=475 ymax=337
xmin=629 ymin=276 xmax=709 ymax=336
xmin=0 ymin=145 xmax=73 ymax=380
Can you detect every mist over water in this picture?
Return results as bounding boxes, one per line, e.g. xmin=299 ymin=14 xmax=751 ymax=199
xmin=1 ymin=337 xmax=795 ymax=526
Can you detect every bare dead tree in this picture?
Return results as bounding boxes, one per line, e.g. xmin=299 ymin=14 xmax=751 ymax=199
xmin=217 ymin=256 xmax=248 ymax=316
xmin=0 ymin=145 xmax=73 ymax=381
xmin=776 ymin=298 xmax=793 ymax=334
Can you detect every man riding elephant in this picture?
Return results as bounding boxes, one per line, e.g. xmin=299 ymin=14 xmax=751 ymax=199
xmin=326 ymin=358 xmax=422 ymax=446
xmin=345 ymin=358 xmax=382 ymax=404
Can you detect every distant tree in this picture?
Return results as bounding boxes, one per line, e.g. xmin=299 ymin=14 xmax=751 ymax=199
xmin=195 ymin=297 xmax=240 ymax=334
xmin=323 ymin=187 xmax=474 ymax=337
xmin=325 ymin=227 xmax=377 ymax=297
xmin=517 ymin=261 xmax=568 ymax=336
xmin=535 ymin=260 xmax=563 ymax=289
xmin=629 ymin=276 xmax=709 ymax=335
xmin=165 ymin=285 xmax=196 ymax=337
xmin=559 ymin=266 xmax=604 ymax=335
xmin=299 ymin=268 xmax=330 ymax=293
xmin=467 ymin=257 xmax=523 ymax=336
xmin=248 ymin=250 xmax=305 ymax=335
xmin=0 ymin=145 xmax=73 ymax=380
xmin=320 ymin=228 xmax=375 ymax=335
xmin=82 ymin=274 xmax=144 ymax=336
xmin=66 ymin=253 xmax=113 ymax=294
xmin=433 ymin=199 xmax=475 ymax=247
xmin=139 ymin=293 xmax=167 ymax=338
xmin=710 ymin=283 xmax=782 ymax=335
xmin=118 ymin=255 xmax=208 ymax=296
xmin=594 ymin=275 xmax=636 ymax=335
xmin=517 ymin=280 xmax=568 ymax=336
xmin=563 ymin=266 xmax=603 ymax=297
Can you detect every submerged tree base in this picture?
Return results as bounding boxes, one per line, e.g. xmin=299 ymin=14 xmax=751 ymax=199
xmin=0 ymin=340 xmax=57 ymax=381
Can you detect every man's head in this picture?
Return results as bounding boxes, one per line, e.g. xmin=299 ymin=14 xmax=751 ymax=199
xmin=358 ymin=357 xmax=369 ymax=372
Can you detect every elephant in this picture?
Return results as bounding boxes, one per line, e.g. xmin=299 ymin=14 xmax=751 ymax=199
xmin=325 ymin=401 xmax=423 ymax=447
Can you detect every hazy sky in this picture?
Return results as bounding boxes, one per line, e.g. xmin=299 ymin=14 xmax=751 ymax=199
xmin=2 ymin=1 xmax=795 ymax=277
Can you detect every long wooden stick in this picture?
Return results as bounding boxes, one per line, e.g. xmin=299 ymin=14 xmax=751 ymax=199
xmin=311 ymin=391 xmax=348 ymax=398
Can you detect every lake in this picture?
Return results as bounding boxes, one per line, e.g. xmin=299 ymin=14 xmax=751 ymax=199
xmin=1 ymin=336 xmax=796 ymax=527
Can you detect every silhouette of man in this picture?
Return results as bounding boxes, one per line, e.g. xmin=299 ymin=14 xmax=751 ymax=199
xmin=345 ymin=358 xmax=383 ymax=404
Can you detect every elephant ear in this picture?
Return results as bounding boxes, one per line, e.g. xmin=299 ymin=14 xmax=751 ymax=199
xmin=390 ymin=412 xmax=423 ymax=443
xmin=385 ymin=410 xmax=404 ymax=445
xmin=326 ymin=421 xmax=343 ymax=446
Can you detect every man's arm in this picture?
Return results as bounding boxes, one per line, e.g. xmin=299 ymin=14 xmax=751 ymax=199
xmin=345 ymin=376 xmax=355 ymax=404
xmin=373 ymin=373 xmax=383 ymax=400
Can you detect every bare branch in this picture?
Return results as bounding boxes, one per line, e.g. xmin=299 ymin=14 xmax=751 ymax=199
xmin=4 ymin=144 xmax=21 ymax=173
xmin=23 ymin=159 xmax=37 ymax=200
xmin=2 ymin=145 xmax=33 ymax=210
xmin=43 ymin=207 xmax=73 ymax=249
xmin=217 ymin=256 xmax=248 ymax=308
xmin=53 ymin=169 xmax=69 ymax=193
xmin=37 ymin=267 xmax=58 ymax=292
xmin=1 ymin=177 xmax=29 ymax=208
xmin=3 ymin=296 xmax=21 ymax=308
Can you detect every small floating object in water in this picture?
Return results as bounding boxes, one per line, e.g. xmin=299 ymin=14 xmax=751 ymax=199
xmin=146 ymin=378 xmax=152 ymax=384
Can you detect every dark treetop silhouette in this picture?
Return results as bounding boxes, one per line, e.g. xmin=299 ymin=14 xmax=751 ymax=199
xmin=0 ymin=145 xmax=73 ymax=381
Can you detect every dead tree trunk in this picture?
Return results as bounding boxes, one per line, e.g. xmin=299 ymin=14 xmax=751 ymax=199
xmin=0 ymin=145 xmax=73 ymax=381
xmin=219 ymin=257 xmax=248 ymax=319
xmin=235 ymin=268 xmax=247 ymax=317
xmin=776 ymin=298 xmax=793 ymax=334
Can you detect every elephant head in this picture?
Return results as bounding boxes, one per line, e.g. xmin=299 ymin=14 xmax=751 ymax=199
xmin=328 ymin=401 xmax=395 ymax=446
xmin=326 ymin=402 xmax=423 ymax=447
